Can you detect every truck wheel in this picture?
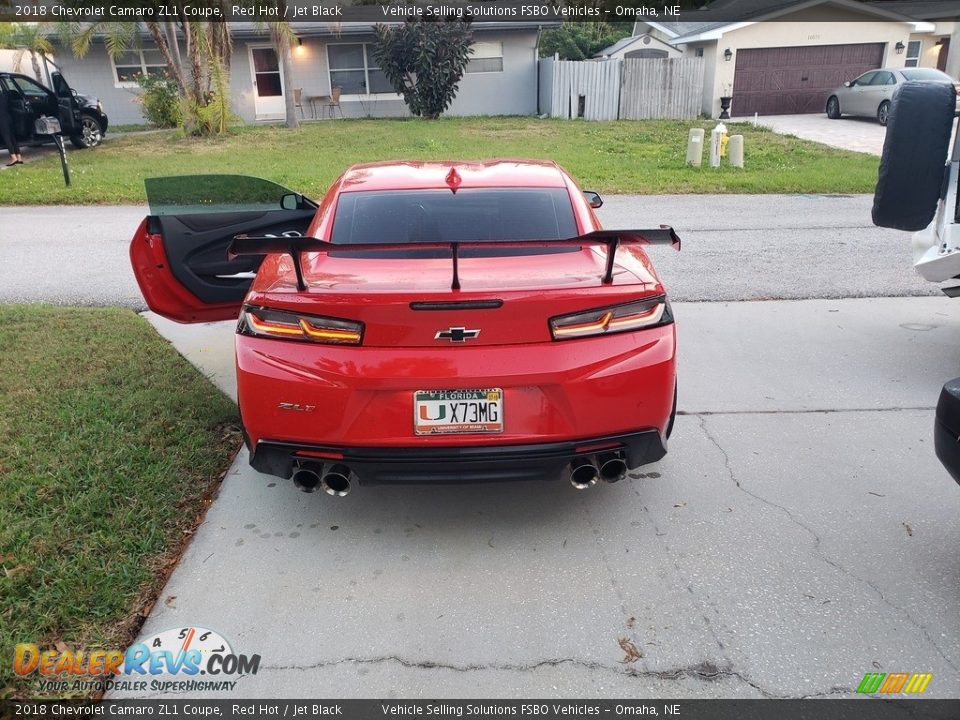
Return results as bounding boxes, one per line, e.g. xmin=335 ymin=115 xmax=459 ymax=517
xmin=873 ymin=82 xmax=956 ymax=231
xmin=70 ymin=112 xmax=104 ymax=149
xmin=826 ymin=96 xmax=841 ymax=119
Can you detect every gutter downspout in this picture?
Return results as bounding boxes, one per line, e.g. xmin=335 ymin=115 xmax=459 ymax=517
xmin=535 ymin=24 xmax=542 ymax=116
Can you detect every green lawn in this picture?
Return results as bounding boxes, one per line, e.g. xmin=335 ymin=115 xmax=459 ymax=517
xmin=1 ymin=117 xmax=880 ymax=205
xmin=0 ymin=306 xmax=240 ymax=698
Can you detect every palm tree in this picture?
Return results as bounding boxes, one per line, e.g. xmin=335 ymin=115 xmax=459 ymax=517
xmin=62 ymin=13 xmax=233 ymax=134
xmin=3 ymin=23 xmax=55 ymax=82
xmin=257 ymin=2 xmax=299 ymax=130
xmin=269 ymin=21 xmax=299 ymax=130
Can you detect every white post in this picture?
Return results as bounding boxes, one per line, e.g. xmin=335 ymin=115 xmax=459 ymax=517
xmin=710 ymin=122 xmax=727 ymax=168
xmin=686 ymin=128 xmax=705 ymax=166
xmin=728 ymin=134 xmax=744 ymax=168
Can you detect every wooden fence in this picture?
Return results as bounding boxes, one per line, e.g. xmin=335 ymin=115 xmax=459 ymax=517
xmin=538 ymin=57 xmax=704 ymax=121
xmin=619 ymin=57 xmax=704 ymax=120
xmin=539 ymin=57 xmax=622 ymax=121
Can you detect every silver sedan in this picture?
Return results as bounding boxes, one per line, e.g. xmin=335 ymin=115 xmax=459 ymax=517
xmin=826 ymin=67 xmax=959 ymax=126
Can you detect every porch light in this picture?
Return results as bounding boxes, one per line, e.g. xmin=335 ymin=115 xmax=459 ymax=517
xmin=895 ymin=41 xmax=906 ymax=54
xmin=724 ymin=48 xmax=733 ymax=61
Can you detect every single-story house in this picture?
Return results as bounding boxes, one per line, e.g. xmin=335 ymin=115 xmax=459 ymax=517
xmin=632 ymin=0 xmax=951 ymax=118
xmin=865 ymin=1 xmax=960 ymax=77
xmin=51 ymin=21 xmax=557 ymax=126
xmin=593 ymin=33 xmax=683 ymax=60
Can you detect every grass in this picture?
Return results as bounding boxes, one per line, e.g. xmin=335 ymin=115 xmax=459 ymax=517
xmin=0 ymin=306 xmax=240 ymax=698
xmin=109 ymin=123 xmax=159 ymax=133
xmin=0 ymin=117 xmax=880 ymax=205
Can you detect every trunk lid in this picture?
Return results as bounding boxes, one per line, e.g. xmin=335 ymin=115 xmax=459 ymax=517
xmin=246 ymin=248 xmax=661 ymax=347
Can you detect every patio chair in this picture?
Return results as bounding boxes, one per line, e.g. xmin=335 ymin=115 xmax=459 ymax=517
xmin=293 ymin=88 xmax=304 ymax=119
xmin=327 ymin=87 xmax=343 ymax=119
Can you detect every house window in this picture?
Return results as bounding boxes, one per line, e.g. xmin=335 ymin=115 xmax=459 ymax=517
xmin=905 ymin=40 xmax=922 ymax=68
xmin=328 ymin=43 xmax=393 ymax=95
xmin=112 ymin=48 xmax=167 ymax=86
xmin=252 ymin=47 xmax=282 ymax=97
xmin=695 ymin=47 xmax=704 ymax=58
xmin=467 ymin=42 xmax=503 ymax=73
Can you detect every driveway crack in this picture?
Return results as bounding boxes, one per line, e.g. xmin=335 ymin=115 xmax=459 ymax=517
xmin=697 ymin=414 xmax=959 ymax=674
xmin=260 ymin=655 xmax=780 ymax=696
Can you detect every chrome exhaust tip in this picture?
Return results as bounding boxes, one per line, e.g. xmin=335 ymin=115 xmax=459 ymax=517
xmin=321 ymin=464 xmax=352 ymax=497
xmin=598 ymin=452 xmax=627 ymax=483
xmin=292 ymin=466 xmax=322 ymax=493
xmin=570 ymin=457 xmax=599 ymax=490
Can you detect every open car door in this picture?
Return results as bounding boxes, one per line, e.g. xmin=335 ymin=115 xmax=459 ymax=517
xmin=130 ymin=175 xmax=318 ymax=323
xmin=50 ymin=72 xmax=79 ymax=135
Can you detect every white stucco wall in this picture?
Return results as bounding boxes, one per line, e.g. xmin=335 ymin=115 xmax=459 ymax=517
xmin=52 ymin=28 xmax=540 ymax=127
xmin=48 ymin=44 xmax=148 ymax=125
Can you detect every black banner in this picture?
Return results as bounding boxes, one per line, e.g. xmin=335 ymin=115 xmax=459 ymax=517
xmin=0 ymin=0 xmax=941 ymax=24
xmin=3 ymin=700 xmax=960 ymax=720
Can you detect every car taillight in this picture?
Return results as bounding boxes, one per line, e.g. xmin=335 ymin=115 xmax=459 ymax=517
xmin=550 ymin=296 xmax=672 ymax=340
xmin=239 ymin=306 xmax=363 ymax=345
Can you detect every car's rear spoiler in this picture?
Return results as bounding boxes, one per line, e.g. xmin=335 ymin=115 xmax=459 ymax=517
xmin=229 ymin=228 xmax=681 ymax=292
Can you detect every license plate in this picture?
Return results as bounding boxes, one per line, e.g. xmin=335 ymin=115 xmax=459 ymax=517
xmin=414 ymin=389 xmax=504 ymax=435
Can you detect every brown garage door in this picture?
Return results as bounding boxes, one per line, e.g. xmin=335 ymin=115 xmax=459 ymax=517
xmin=732 ymin=43 xmax=884 ymax=116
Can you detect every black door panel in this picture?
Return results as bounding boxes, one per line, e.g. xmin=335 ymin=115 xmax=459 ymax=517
xmin=155 ymin=212 xmax=314 ymax=305
xmin=144 ymin=175 xmax=319 ymax=306
xmin=51 ymin=72 xmax=79 ymax=134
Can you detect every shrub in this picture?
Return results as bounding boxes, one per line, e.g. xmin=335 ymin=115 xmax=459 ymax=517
xmin=135 ymin=74 xmax=182 ymax=128
xmin=372 ymin=19 xmax=473 ymax=119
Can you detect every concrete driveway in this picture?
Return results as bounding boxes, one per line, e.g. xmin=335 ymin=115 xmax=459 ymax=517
xmin=113 ymin=301 xmax=960 ymax=698
xmin=747 ymin=114 xmax=887 ymax=155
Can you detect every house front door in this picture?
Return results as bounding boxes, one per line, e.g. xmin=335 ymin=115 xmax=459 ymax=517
xmin=250 ymin=46 xmax=285 ymax=120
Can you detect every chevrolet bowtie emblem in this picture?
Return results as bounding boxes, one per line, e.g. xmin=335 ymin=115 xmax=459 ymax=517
xmin=435 ymin=327 xmax=481 ymax=342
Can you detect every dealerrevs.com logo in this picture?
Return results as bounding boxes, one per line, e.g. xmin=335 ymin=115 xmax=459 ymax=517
xmin=14 ymin=626 xmax=260 ymax=694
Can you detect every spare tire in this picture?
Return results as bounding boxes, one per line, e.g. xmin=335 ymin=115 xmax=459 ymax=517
xmin=872 ymin=81 xmax=956 ymax=231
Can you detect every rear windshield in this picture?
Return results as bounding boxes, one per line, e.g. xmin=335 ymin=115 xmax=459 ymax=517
xmin=332 ymin=188 xmax=577 ymax=244
xmin=899 ymin=68 xmax=953 ymax=82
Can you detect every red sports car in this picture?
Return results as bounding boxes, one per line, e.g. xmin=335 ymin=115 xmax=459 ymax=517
xmin=130 ymin=161 xmax=679 ymax=496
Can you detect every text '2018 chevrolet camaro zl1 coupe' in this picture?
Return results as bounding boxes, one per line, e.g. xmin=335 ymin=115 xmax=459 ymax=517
xmin=130 ymin=161 xmax=680 ymax=496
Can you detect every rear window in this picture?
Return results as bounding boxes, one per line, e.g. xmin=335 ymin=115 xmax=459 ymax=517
xmin=332 ymin=187 xmax=577 ymax=243
xmin=899 ymin=68 xmax=953 ymax=82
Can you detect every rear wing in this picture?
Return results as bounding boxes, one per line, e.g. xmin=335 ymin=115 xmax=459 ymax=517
xmin=229 ymin=228 xmax=681 ymax=292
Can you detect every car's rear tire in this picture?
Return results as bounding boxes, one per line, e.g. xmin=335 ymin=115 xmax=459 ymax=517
xmin=70 ymin=112 xmax=104 ymax=149
xmin=826 ymin=96 xmax=841 ymax=119
xmin=873 ymin=82 xmax=956 ymax=231
xmin=877 ymin=100 xmax=891 ymax=126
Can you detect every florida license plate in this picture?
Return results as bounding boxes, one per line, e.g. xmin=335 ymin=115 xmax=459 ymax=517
xmin=414 ymin=389 xmax=504 ymax=435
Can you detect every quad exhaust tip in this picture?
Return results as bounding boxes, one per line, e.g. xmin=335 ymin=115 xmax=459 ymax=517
xmin=570 ymin=457 xmax=599 ymax=490
xmin=598 ymin=452 xmax=627 ymax=483
xmin=292 ymin=466 xmax=321 ymax=493
xmin=321 ymin=464 xmax=352 ymax=497
xmin=293 ymin=463 xmax=352 ymax=496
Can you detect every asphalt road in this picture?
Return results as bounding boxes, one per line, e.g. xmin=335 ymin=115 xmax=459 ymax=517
xmin=4 ymin=195 xmax=959 ymax=699
xmin=0 ymin=195 xmax=942 ymax=306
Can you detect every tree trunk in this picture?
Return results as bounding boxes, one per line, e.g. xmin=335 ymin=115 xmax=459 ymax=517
xmin=147 ymin=22 xmax=187 ymax=96
xmin=29 ymin=51 xmax=42 ymax=82
xmin=272 ymin=25 xmax=299 ymax=129
xmin=182 ymin=21 xmax=205 ymax=105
